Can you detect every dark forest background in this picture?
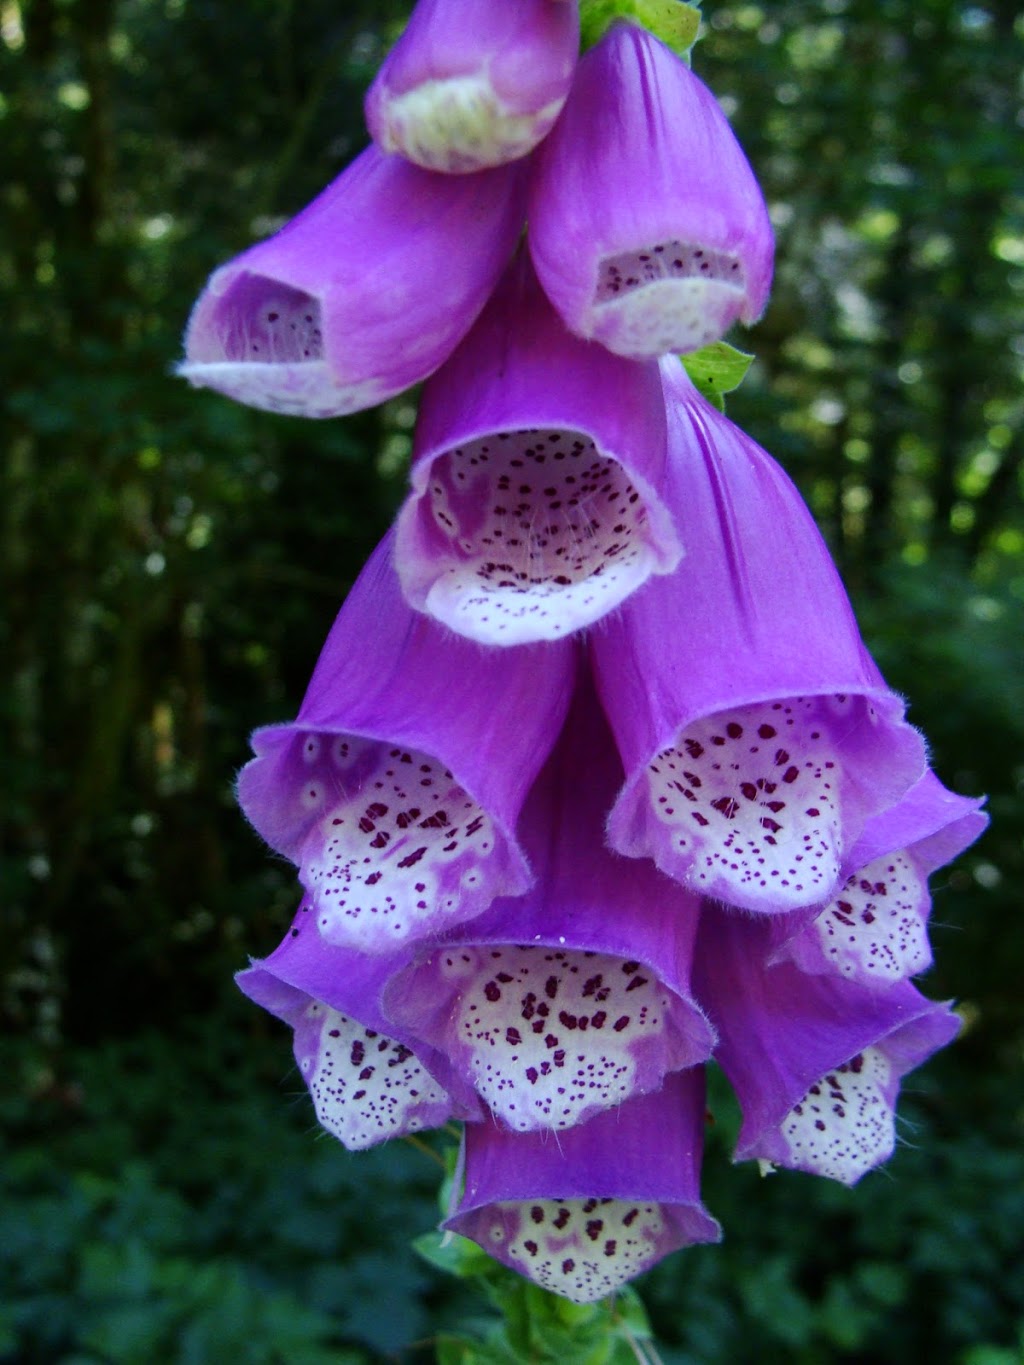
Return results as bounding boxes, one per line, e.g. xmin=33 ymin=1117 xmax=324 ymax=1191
xmin=2 ymin=1 xmax=1022 ymax=1361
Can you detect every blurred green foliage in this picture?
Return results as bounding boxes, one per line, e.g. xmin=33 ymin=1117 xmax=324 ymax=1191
xmin=2 ymin=0 xmax=1022 ymax=1360
xmin=0 ymin=1004 xmax=442 ymax=1362
xmin=2 ymin=1018 xmax=1022 ymax=1363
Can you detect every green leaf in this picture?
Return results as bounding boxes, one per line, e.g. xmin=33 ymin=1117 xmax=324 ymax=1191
xmin=580 ymin=0 xmax=702 ymax=61
xmin=435 ymin=1332 xmax=523 ymax=1365
xmin=412 ymin=1230 xmax=495 ymax=1280
xmin=680 ymin=342 xmax=755 ymax=410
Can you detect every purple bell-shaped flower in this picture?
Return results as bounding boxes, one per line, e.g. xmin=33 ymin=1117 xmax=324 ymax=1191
xmin=446 ymin=1070 xmax=720 ymax=1302
xmin=384 ymin=666 xmax=714 ymax=1132
xmin=181 ymin=146 xmax=525 ymax=418
xmin=591 ymin=362 xmax=927 ymax=915
xmin=395 ymin=249 xmax=681 ymax=645
xmin=528 ymin=21 xmax=773 ymax=357
xmin=365 ymin=0 xmax=579 ymax=173
xmin=237 ymin=531 xmax=574 ymax=954
xmin=236 ymin=898 xmax=479 ymax=1149
xmin=769 ymin=770 xmax=987 ymax=987
xmin=693 ymin=906 xmax=960 ymax=1184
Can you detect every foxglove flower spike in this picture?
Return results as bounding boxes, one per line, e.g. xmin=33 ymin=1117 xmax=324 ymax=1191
xmin=528 ymin=21 xmax=773 ymax=357
xmin=238 ymin=531 xmax=574 ymax=953
xmin=395 ymin=249 xmax=681 ymax=645
xmin=446 ymin=1070 xmax=720 ymax=1302
xmin=384 ymin=667 xmax=713 ymax=1130
xmin=181 ymin=146 xmax=525 ymax=417
xmin=366 ymin=0 xmax=579 ymax=173
xmin=592 ymin=362 xmax=926 ymax=915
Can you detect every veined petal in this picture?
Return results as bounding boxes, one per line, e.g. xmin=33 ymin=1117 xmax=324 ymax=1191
xmin=366 ymin=0 xmax=579 ymax=173
xmin=180 ymin=145 xmax=525 ymax=418
xmin=528 ymin=22 xmax=773 ymax=357
xmin=236 ymin=901 xmax=475 ymax=1150
xmin=446 ymin=1071 xmax=720 ymax=1302
xmin=694 ymin=907 xmax=961 ymax=1185
xmin=771 ymin=771 xmax=988 ymax=987
xmin=592 ymin=363 xmax=926 ymax=914
xmin=384 ymin=669 xmax=713 ymax=1131
xmin=395 ymin=250 xmax=681 ymax=645
xmin=237 ymin=531 xmax=574 ymax=953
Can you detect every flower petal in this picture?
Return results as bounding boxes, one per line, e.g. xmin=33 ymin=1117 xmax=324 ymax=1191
xmin=528 ymin=22 xmax=773 ymax=356
xmin=180 ymin=146 xmax=525 ymax=417
xmin=593 ymin=363 xmax=926 ymax=914
xmin=236 ymin=901 xmax=475 ymax=1149
xmin=446 ymin=1071 xmax=720 ymax=1302
xmin=395 ymin=250 xmax=681 ymax=644
xmin=238 ymin=530 xmax=574 ymax=952
xmin=385 ymin=668 xmax=713 ymax=1129
xmin=694 ymin=907 xmax=961 ymax=1184
xmin=365 ymin=0 xmax=578 ymax=172
xmin=770 ymin=770 xmax=988 ymax=987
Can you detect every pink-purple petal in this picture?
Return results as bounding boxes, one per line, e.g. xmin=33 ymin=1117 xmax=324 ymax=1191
xmin=180 ymin=146 xmax=525 ymax=417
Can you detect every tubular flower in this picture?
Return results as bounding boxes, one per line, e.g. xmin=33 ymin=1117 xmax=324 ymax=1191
xmin=365 ymin=0 xmax=579 ymax=173
xmin=180 ymin=145 xmax=525 ymax=418
xmin=591 ymin=362 xmax=926 ymax=915
xmin=446 ymin=1070 xmax=720 ymax=1303
xmin=236 ymin=898 xmax=477 ymax=1150
xmin=384 ymin=668 xmax=713 ymax=1131
xmin=693 ymin=907 xmax=961 ymax=1184
xmin=527 ymin=21 xmax=773 ymax=358
xmin=769 ymin=770 xmax=988 ymax=987
xmin=237 ymin=531 xmax=575 ymax=954
xmin=394 ymin=249 xmax=681 ymax=646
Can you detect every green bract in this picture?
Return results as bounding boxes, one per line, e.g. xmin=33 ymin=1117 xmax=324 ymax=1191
xmin=579 ymin=0 xmax=702 ymax=60
xmin=681 ymin=341 xmax=755 ymax=411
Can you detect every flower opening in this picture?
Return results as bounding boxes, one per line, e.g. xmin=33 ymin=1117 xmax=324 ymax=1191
xmin=396 ymin=251 xmax=680 ymax=644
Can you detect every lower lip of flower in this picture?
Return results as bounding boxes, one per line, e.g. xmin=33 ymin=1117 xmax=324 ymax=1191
xmin=296 ymin=735 xmax=511 ymax=952
xmin=593 ymin=240 xmax=747 ymax=355
xmin=640 ymin=696 xmax=851 ymax=911
xmin=779 ymin=1047 xmax=895 ymax=1183
xmin=482 ymin=1196 xmax=670 ymax=1303
xmin=295 ymin=998 xmax=452 ymax=1150
xmin=410 ymin=942 xmax=681 ymax=1131
xmin=377 ymin=77 xmax=564 ymax=173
